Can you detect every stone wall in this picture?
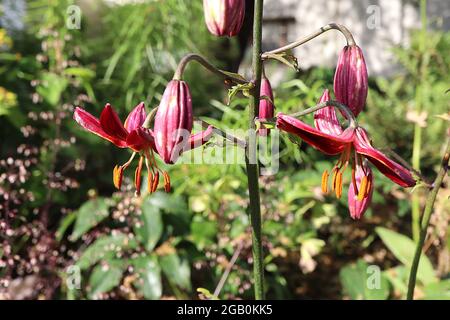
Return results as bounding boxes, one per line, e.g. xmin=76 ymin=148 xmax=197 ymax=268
xmin=262 ymin=0 xmax=449 ymax=76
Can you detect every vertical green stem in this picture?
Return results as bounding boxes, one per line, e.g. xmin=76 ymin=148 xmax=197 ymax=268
xmin=411 ymin=125 xmax=422 ymax=242
xmin=246 ymin=0 xmax=265 ymax=300
xmin=407 ymin=138 xmax=450 ymax=300
xmin=411 ymin=0 xmax=428 ymax=243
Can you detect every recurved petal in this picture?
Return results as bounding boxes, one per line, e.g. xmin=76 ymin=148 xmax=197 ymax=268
xmin=276 ymin=113 xmax=354 ymax=155
xmin=126 ymin=127 xmax=155 ymax=152
xmin=188 ymin=125 xmax=214 ymax=150
xmin=73 ymin=107 xmax=128 ymax=148
xmin=99 ymin=104 xmax=129 ymax=141
xmin=313 ymin=89 xmax=343 ymax=136
xmin=354 ymin=128 xmax=416 ymax=187
xmin=124 ymin=102 xmax=146 ymax=132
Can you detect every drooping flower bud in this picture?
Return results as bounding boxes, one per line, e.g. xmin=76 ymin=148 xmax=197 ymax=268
xmin=203 ymin=0 xmax=245 ymax=37
xmin=258 ymin=77 xmax=275 ymax=136
xmin=154 ymin=80 xmax=193 ymax=164
xmin=333 ymin=45 xmax=368 ymax=117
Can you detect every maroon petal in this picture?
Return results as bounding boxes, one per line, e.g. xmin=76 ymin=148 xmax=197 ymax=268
xmin=73 ymin=107 xmax=127 ymax=148
xmin=276 ymin=113 xmax=354 ymax=155
xmin=99 ymin=104 xmax=129 ymax=141
xmin=354 ymin=128 xmax=416 ymax=187
xmin=259 ymin=77 xmax=275 ymax=136
xmin=124 ymin=102 xmax=146 ymax=132
xmin=313 ymin=89 xmax=343 ymax=136
xmin=188 ymin=125 xmax=214 ymax=150
xmin=126 ymin=128 xmax=155 ymax=152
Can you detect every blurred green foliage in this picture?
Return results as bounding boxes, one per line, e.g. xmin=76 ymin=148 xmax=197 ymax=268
xmin=0 ymin=0 xmax=448 ymax=300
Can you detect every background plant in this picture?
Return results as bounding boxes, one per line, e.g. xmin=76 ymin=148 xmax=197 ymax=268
xmin=0 ymin=0 xmax=448 ymax=300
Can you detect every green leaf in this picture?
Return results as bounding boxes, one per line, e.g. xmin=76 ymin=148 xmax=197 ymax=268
xmin=71 ymin=198 xmax=111 ymax=241
xmin=375 ymin=227 xmax=437 ymax=285
xmin=227 ymin=83 xmax=254 ymax=105
xmin=340 ymin=259 xmax=390 ymax=300
xmin=89 ymin=262 xmax=124 ymax=298
xmin=190 ymin=216 xmax=217 ymax=249
xmin=424 ymin=280 xmax=450 ymax=300
xmin=131 ymin=256 xmax=162 ymax=300
xmin=76 ymin=233 xmax=138 ymax=270
xmin=197 ymin=288 xmax=219 ymax=300
xmin=264 ymin=52 xmax=299 ymax=72
xmin=36 ymin=72 xmax=68 ymax=106
xmin=147 ymin=192 xmax=187 ymax=215
xmin=160 ymin=254 xmax=191 ymax=291
xmin=63 ymin=67 xmax=96 ymax=80
xmin=56 ymin=211 xmax=77 ymax=242
xmin=219 ymin=70 xmax=247 ymax=83
xmin=134 ymin=201 xmax=163 ymax=251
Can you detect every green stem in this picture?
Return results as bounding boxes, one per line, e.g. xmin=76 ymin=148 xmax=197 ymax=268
xmin=173 ymin=53 xmax=248 ymax=84
xmin=289 ymin=100 xmax=357 ymax=128
xmin=246 ymin=0 xmax=265 ymax=300
xmin=411 ymin=0 xmax=428 ymax=243
xmin=407 ymin=137 xmax=450 ymax=300
xmin=261 ymin=23 xmax=355 ymax=58
xmin=412 ymin=124 xmax=422 ymax=242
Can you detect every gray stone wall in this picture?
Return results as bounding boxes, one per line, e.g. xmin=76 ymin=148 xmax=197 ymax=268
xmin=262 ymin=0 xmax=449 ymax=76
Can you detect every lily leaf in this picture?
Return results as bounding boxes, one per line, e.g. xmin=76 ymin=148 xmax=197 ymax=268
xmin=376 ymin=227 xmax=437 ymax=285
xmin=71 ymin=197 xmax=111 ymax=241
xmin=264 ymin=52 xmax=299 ymax=72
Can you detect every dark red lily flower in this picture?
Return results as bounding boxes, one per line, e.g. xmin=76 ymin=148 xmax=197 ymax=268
xmin=276 ymin=90 xmax=415 ymax=218
xmin=74 ymin=102 xmax=168 ymax=195
xmin=74 ymin=102 xmax=213 ymax=195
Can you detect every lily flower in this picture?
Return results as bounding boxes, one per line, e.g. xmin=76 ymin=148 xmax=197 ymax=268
xmin=276 ymin=90 xmax=416 ymax=218
xmin=74 ymin=102 xmax=213 ymax=195
xmin=74 ymin=102 xmax=167 ymax=195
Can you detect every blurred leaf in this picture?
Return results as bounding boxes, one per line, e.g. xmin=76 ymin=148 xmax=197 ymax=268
xmin=147 ymin=191 xmax=187 ymax=215
xmin=190 ymin=215 xmax=217 ymax=249
xmin=77 ymin=233 xmax=137 ymax=270
xmin=89 ymin=262 xmax=124 ymax=298
xmin=197 ymin=288 xmax=219 ymax=300
xmin=134 ymin=201 xmax=163 ymax=251
xmin=131 ymin=256 xmax=162 ymax=300
xmin=160 ymin=253 xmax=191 ymax=291
xmin=56 ymin=211 xmax=77 ymax=242
xmin=340 ymin=259 xmax=390 ymax=300
xmin=63 ymin=67 xmax=96 ymax=80
xmin=376 ymin=227 xmax=437 ymax=285
xmin=423 ymin=280 xmax=450 ymax=300
xmin=71 ymin=197 xmax=111 ymax=241
xmin=36 ymin=72 xmax=68 ymax=106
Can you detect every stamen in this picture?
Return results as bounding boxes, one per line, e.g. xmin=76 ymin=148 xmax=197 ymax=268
xmin=151 ymin=171 xmax=159 ymax=193
xmin=335 ymin=171 xmax=343 ymax=199
xmin=134 ymin=156 xmax=144 ymax=196
xmin=331 ymin=167 xmax=338 ymax=192
xmin=351 ymin=168 xmax=359 ymax=196
xmin=321 ymin=170 xmax=329 ymax=194
xmin=147 ymin=171 xmax=153 ymax=194
xmin=357 ymin=176 xmax=368 ymax=201
xmin=113 ymin=165 xmax=124 ymax=190
xmin=365 ymin=177 xmax=372 ymax=198
xmin=163 ymin=171 xmax=171 ymax=193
